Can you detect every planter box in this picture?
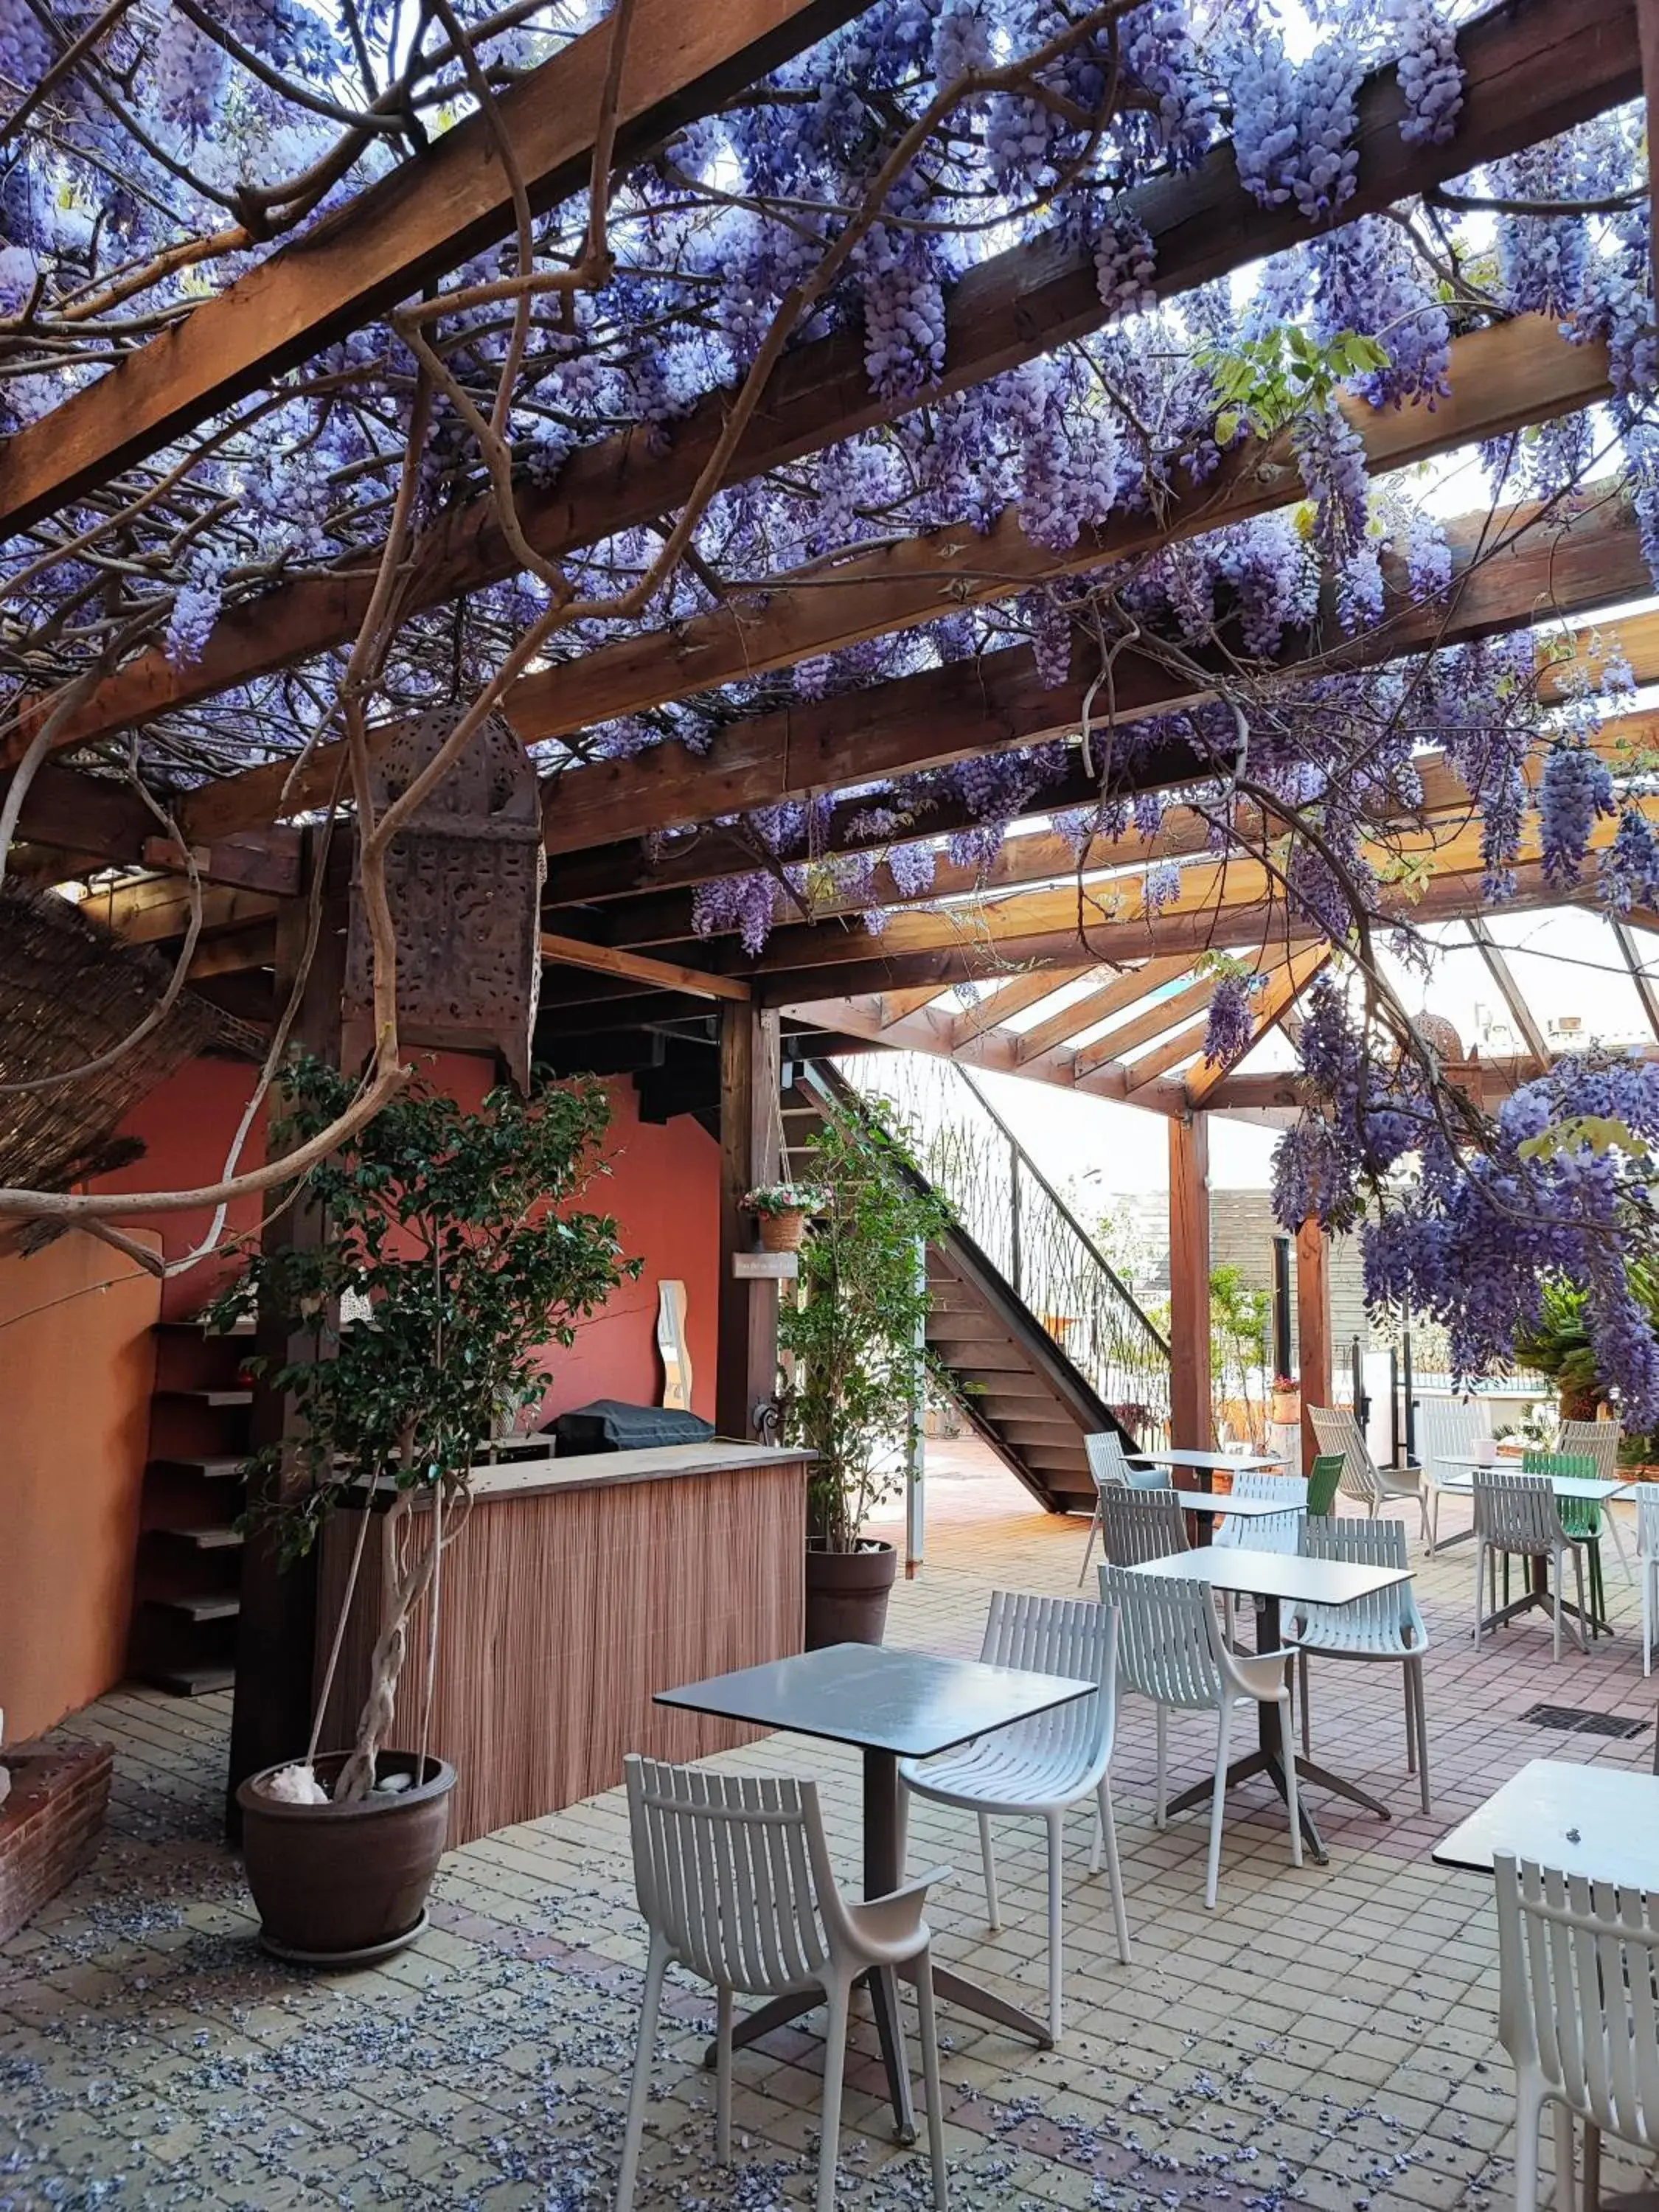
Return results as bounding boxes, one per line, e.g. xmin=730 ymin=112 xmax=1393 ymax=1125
xmin=0 ymin=1739 xmax=113 ymax=1943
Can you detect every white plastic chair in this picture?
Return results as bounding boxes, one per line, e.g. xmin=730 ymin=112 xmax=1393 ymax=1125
xmin=1100 ymin=1486 xmax=1189 ymax=1568
xmin=1636 ymin=1483 xmax=1659 ymax=1677
xmin=1077 ymin=1431 xmax=1166 ymax=1585
xmin=619 ymin=1755 xmax=950 ymax=2212
xmin=1413 ymin=1394 xmax=1489 ymax=1553
xmin=1308 ymin=1405 xmax=1427 ymax=1540
xmin=1495 ymin=1854 xmax=1659 ymax=2212
xmin=1471 ymin=1471 xmax=1588 ymax=1662
xmin=1101 ymin=1562 xmax=1303 ymax=1910
xmin=1560 ymin=1416 xmax=1635 ymax=1584
xmin=1213 ymin=1469 xmax=1307 ymax=1554
xmin=1283 ymin=1515 xmax=1432 ymax=1813
xmin=899 ymin=1592 xmax=1130 ymax=2039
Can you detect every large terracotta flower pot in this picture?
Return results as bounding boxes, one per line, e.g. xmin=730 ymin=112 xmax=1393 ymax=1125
xmin=236 ymin=1750 xmax=456 ymax=1966
xmin=804 ymin=1539 xmax=897 ymax=1649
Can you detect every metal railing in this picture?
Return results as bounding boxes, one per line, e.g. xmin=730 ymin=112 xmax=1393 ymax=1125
xmin=839 ymin=1054 xmax=1172 ymax=1445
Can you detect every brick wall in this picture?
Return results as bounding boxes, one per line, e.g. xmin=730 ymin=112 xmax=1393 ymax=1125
xmin=0 ymin=1742 xmax=113 ymax=1944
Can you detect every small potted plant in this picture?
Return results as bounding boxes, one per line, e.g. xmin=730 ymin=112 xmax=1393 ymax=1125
xmin=776 ymin=1099 xmax=950 ymax=1646
xmin=1270 ymin=1374 xmax=1301 ymax=1427
xmin=215 ymin=1056 xmax=636 ymax=1965
xmin=744 ymin=1180 xmax=823 ymax=1253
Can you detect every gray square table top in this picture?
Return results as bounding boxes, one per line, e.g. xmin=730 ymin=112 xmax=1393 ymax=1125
xmin=656 ymin=1643 xmax=1096 ymax=1761
xmin=1172 ymin=1492 xmax=1306 ymax=1519
xmin=1436 ymin=1463 xmax=1627 ymax=1503
xmin=1124 ymin=1545 xmax=1411 ymax=1607
xmin=1432 ymin=1759 xmax=1659 ymax=1886
xmin=1128 ymin=1447 xmax=1288 ymax=1474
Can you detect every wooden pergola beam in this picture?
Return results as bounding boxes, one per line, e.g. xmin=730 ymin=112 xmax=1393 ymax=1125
xmin=524 ymin=481 xmax=1645 ymax=865
xmin=1071 ymin=973 xmax=1219 ymax=1076
xmin=29 ymin=0 xmax=1635 ymax=761
xmin=1467 ymin=917 xmax=1552 ymax=1060
xmin=538 ymin=929 xmax=752 ymax=1002
xmin=945 ymin=963 xmax=1094 ymax=1045
xmin=538 ymin=608 xmax=1659 ymax=914
xmin=1015 ymin=958 xmax=1187 ymax=1060
xmin=0 ymin=0 xmax=872 ymax=546
xmin=1614 ymin=919 xmax=1659 ymax=1042
xmin=510 ymin=319 xmax=1610 ymax=745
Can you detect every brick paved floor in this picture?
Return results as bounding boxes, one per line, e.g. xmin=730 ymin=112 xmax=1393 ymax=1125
xmin=4 ymin=1443 xmax=1658 ymax=2211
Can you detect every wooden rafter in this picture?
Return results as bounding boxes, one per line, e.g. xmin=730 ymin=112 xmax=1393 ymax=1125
xmin=537 ymin=930 xmax=751 ymax=1002
xmin=508 ymin=320 xmax=1610 ymax=745
xmin=877 ymin=985 xmax=949 ymax=1027
xmin=1614 ymin=919 xmax=1659 ymax=1041
xmin=1015 ymin=958 xmax=1185 ymax=1060
xmin=23 ymin=0 xmax=1635 ymax=763
xmin=175 ymin=452 xmax=1644 ymax=861
xmin=1071 ymin=973 xmax=1220 ymax=1075
xmin=1466 ymin=917 xmax=1552 ymax=1060
xmin=0 ymin=0 xmax=872 ymax=544
xmin=1123 ymin=1012 xmax=1217 ymax=1090
xmin=1184 ymin=944 xmax=1332 ymax=1105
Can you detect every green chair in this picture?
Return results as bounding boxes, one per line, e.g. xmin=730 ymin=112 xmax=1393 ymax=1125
xmin=1523 ymin=1451 xmax=1604 ymax=1633
xmin=1307 ymin=1453 xmax=1345 ymax=1517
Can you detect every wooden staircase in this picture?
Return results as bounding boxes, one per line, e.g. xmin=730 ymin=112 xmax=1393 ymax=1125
xmin=784 ymin=1062 xmax=1165 ymax=1515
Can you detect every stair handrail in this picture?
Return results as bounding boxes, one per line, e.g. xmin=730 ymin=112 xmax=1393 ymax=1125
xmin=953 ymin=1067 xmax=1171 ymax=1354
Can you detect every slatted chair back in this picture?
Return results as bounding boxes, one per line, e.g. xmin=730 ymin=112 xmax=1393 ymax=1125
xmin=1086 ymin=1430 xmax=1165 ymax=1493
xmin=1472 ymin=1470 xmax=1565 ymax=1558
xmin=1307 ymin=1453 xmax=1346 ymax=1517
xmin=1522 ymin=1453 xmax=1600 ymax=1481
xmin=1523 ymin=1451 xmax=1602 ymax=1541
xmin=1638 ymin=1484 xmax=1659 ymax=1565
xmin=1308 ymin=1405 xmax=1382 ymax=1509
xmin=980 ymin=1590 xmax=1119 ymax=1773
xmin=1495 ymin=1855 xmax=1659 ymax=2156
xmin=1100 ymin=1485 xmax=1189 ymax=1567
xmin=1085 ymin=1430 xmax=1132 ymax=1490
xmin=1293 ymin=1514 xmax=1425 ymax=1654
xmin=1100 ymin=1564 xmax=1221 ymax=1712
xmin=625 ymin=1755 xmax=831 ymax=1998
xmin=1416 ymin=1394 xmax=1488 ymax=1476
xmin=1213 ymin=1468 xmax=1307 ymax=1554
xmin=1559 ymin=1419 xmax=1621 ymax=1484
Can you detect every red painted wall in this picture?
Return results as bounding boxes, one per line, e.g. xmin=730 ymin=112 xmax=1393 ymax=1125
xmin=96 ymin=1051 xmax=718 ymax=1411
xmin=0 ymin=1057 xmax=718 ymax=1732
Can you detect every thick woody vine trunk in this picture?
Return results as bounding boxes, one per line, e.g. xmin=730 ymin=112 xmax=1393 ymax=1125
xmin=333 ymin=1489 xmax=441 ymax=1803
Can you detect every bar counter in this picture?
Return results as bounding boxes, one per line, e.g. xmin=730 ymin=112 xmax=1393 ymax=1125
xmin=316 ymin=1441 xmax=809 ymax=1846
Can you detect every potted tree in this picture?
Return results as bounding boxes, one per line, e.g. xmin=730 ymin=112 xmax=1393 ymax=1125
xmin=215 ymin=1056 xmax=636 ymax=1964
xmin=777 ymin=1099 xmax=950 ymax=1647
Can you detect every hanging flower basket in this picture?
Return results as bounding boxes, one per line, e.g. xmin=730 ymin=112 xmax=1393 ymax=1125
xmin=744 ymin=1183 xmax=822 ymax=1253
xmin=759 ymin=1209 xmax=810 ymax=1253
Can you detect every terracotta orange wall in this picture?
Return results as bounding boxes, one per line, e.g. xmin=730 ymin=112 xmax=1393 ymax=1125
xmin=0 ymin=1228 xmax=161 ymax=1739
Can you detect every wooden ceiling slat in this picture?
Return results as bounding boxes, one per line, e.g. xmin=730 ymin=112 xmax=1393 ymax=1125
xmin=509 ymin=319 xmax=1610 ymax=745
xmin=1071 ymin=973 xmax=1220 ymax=1075
xmin=946 ymin=963 xmax=1096 ymax=1045
xmin=0 ymin=0 xmax=872 ymax=549
xmin=24 ymin=0 xmax=1632 ymax=763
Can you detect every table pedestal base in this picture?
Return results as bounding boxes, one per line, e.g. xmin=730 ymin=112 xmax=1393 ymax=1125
xmin=708 ymin=1742 xmax=1056 ymax=2143
xmin=1161 ymin=1592 xmax=1394 ymax=1868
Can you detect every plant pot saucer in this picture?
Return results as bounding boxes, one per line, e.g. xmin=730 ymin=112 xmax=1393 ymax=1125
xmin=257 ymin=1907 xmax=430 ymax=1969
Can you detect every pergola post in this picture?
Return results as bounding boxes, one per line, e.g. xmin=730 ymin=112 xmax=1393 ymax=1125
xmin=716 ymin=1003 xmax=782 ymax=1439
xmin=226 ymin=841 xmax=344 ymax=1832
xmin=1167 ymin=1114 xmax=1211 ymax=1450
xmin=1295 ymin=1217 xmax=1332 ymax=1475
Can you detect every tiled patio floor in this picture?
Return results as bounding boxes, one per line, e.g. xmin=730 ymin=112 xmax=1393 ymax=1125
xmin=6 ymin=1444 xmax=1658 ymax=2211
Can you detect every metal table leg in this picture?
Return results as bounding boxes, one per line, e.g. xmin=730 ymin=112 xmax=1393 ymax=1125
xmin=1162 ymin=1593 xmax=1393 ymax=1866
